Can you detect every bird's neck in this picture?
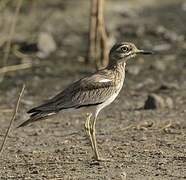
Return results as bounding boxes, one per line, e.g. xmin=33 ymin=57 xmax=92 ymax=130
xmin=107 ymin=60 xmax=126 ymax=73
xmin=107 ymin=60 xmax=126 ymax=84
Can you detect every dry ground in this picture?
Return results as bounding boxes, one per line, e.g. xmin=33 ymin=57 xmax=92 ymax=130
xmin=0 ymin=0 xmax=186 ymax=179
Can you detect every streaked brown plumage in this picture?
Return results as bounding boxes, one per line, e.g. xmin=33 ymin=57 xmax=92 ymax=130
xmin=18 ymin=42 xmax=153 ymax=161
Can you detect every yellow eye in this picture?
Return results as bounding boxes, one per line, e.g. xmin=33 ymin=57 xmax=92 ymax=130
xmin=121 ymin=46 xmax=129 ymax=52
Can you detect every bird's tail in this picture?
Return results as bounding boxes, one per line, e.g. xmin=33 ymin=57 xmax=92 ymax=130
xmin=17 ymin=111 xmax=56 ymax=128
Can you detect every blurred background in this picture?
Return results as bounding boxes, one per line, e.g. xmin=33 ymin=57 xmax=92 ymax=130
xmin=0 ymin=0 xmax=186 ymax=179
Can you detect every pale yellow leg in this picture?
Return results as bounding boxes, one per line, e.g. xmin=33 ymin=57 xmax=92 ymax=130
xmin=84 ymin=113 xmax=94 ymax=152
xmin=90 ymin=115 xmax=101 ymax=161
xmin=90 ymin=115 xmax=110 ymax=161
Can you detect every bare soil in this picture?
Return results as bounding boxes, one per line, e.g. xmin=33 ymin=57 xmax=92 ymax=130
xmin=0 ymin=0 xmax=186 ymax=179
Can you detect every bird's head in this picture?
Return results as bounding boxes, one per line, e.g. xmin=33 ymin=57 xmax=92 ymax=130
xmin=108 ymin=42 xmax=153 ymax=66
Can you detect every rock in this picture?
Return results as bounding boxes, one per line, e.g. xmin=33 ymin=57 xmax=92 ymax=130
xmin=127 ymin=65 xmax=141 ymax=75
xmin=37 ymin=32 xmax=57 ymax=58
xmin=165 ymin=97 xmax=174 ymax=109
xmin=144 ymin=94 xmax=174 ymax=109
xmin=144 ymin=94 xmax=165 ymax=109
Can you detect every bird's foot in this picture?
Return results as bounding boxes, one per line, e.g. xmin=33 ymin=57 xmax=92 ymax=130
xmin=92 ymin=155 xmax=110 ymax=162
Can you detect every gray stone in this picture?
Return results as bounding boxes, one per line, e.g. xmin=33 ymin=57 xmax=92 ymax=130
xmin=144 ymin=94 xmax=165 ymax=109
xmin=37 ymin=32 xmax=57 ymax=58
xmin=144 ymin=94 xmax=174 ymax=109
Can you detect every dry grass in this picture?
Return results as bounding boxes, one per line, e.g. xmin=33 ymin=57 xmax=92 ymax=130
xmin=0 ymin=84 xmax=25 ymax=155
xmin=1 ymin=0 xmax=23 ymax=81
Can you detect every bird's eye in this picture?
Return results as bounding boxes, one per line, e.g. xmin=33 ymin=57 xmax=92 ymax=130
xmin=121 ymin=46 xmax=129 ymax=52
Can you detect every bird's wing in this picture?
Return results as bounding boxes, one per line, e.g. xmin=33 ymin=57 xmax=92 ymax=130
xmin=28 ymin=72 xmax=116 ymax=113
xmin=18 ymin=72 xmax=116 ymax=128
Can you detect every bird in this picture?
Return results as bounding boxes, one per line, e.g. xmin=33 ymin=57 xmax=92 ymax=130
xmin=18 ymin=42 xmax=153 ymax=161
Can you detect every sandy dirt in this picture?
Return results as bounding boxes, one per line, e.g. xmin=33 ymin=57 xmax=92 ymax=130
xmin=0 ymin=0 xmax=186 ymax=179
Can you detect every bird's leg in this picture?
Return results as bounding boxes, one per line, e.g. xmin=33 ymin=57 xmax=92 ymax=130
xmin=84 ymin=113 xmax=94 ymax=152
xmin=89 ymin=115 xmax=101 ymax=161
xmin=90 ymin=114 xmax=110 ymax=161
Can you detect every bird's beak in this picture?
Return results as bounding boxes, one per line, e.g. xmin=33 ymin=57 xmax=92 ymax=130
xmin=136 ymin=49 xmax=154 ymax=55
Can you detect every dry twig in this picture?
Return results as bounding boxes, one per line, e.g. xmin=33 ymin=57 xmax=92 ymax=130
xmin=0 ymin=108 xmax=13 ymax=113
xmin=87 ymin=0 xmax=97 ymax=64
xmin=87 ymin=0 xmax=108 ymax=68
xmin=0 ymin=84 xmax=25 ymax=155
xmin=1 ymin=0 xmax=23 ymax=81
xmin=160 ymin=120 xmax=173 ymax=133
xmin=0 ymin=63 xmax=32 ymax=74
xmin=97 ymin=0 xmax=108 ymax=67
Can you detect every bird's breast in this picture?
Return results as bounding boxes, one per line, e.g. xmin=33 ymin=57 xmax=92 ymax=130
xmin=96 ymin=78 xmax=124 ymax=113
xmin=115 ymin=71 xmax=125 ymax=92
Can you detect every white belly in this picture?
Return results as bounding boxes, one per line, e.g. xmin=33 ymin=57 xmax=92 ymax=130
xmin=96 ymin=80 xmax=124 ymax=114
xmin=98 ymin=91 xmax=119 ymax=110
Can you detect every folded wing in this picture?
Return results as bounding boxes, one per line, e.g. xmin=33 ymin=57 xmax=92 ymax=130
xmin=29 ymin=73 xmax=115 ymax=112
xmin=18 ymin=72 xmax=115 ymax=127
